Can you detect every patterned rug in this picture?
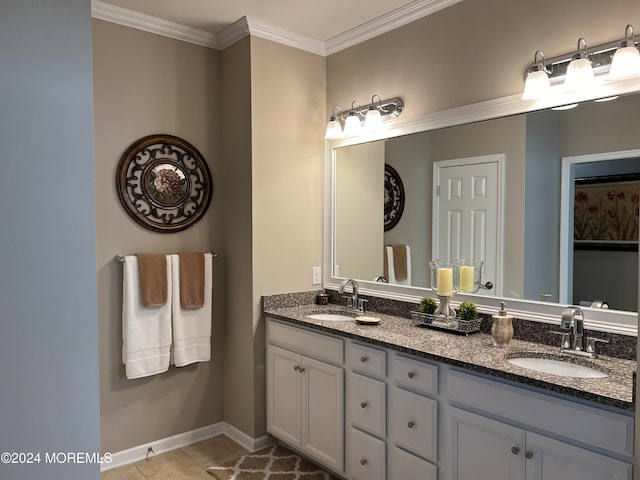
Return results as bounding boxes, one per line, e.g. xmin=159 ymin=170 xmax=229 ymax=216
xmin=207 ymin=444 xmax=339 ymax=480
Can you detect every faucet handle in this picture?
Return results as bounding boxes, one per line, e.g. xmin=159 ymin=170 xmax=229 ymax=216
xmin=549 ymin=330 xmax=571 ymax=349
xmin=357 ymin=298 xmax=369 ymax=312
xmin=342 ymin=295 xmax=354 ymax=308
xmin=585 ymin=336 xmax=609 ymax=354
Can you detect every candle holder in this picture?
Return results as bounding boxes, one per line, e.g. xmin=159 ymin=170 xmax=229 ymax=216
xmin=456 ymin=260 xmax=484 ymax=293
xmin=428 ymin=260 xmax=458 ymax=319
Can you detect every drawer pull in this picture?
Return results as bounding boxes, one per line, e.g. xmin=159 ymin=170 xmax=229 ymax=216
xmin=360 ymin=402 xmax=368 ymax=409
xmin=407 ymin=371 xmax=416 ymax=379
xmin=525 ymin=451 xmax=534 ymax=460
xmin=407 ymin=421 xmax=415 ymax=429
xmin=360 ymin=356 xmax=368 ymax=363
xmin=511 ymin=446 xmax=520 ymax=455
xmin=360 ymin=459 xmax=368 ymax=466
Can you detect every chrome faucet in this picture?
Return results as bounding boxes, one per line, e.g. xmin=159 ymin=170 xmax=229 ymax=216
xmin=339 ymin=278 xmax=367 ymax=312
xmin=555 ymin=307 xmax=608 ymax=358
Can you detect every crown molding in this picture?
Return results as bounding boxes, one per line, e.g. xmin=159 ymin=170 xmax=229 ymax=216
xmin=91 ymin=1 xmax=217 ymax=49
xmin=92 ymin=0 xmax=461 ymax=56
xmin=325 ymin=0 xmax=464 ymax=55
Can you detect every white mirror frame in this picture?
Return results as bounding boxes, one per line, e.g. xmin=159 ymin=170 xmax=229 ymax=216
xmin=324 ymin=78 xmax=640 ymax=336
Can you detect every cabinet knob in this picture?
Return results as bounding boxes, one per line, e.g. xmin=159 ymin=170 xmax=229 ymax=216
xmin=298 ymin=367 xmax=305 ymax=373
xmin=525 ymin=451 xmax=534 ymax=460
xmin=407 ymin=421 xmax=415 ymax=429
xmin=511 ymin=446 xmax=520 ymax=455
xmin=360 ymin=356 xmax=368 ymax=363
xmin=360 ymin=402 xmax=368 ymax=409
xmin=407 ymin=371 xmax=415 ymax=379
xmin=293 ymin=365 xmax=299 ymax=371
xmin=360 ymin=459 xmax=367 ymax=466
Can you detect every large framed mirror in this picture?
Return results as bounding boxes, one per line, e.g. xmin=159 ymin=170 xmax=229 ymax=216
xmin=324 ymin=82 xmax=640 ymax=335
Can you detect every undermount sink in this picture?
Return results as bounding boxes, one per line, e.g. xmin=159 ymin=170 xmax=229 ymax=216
xmin=306 ymin=312 xmax=355 ymax=321
xmin=507 ymin=355 xmax=608 ymax=378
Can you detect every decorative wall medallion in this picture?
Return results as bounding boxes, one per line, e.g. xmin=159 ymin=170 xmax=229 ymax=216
xmin=116 ymin=134 xmax=212 ymax=233
xmin=384 ymin=164 xmax=405 ymax=231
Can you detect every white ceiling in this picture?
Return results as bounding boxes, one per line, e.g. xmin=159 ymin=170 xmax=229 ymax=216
xmin=98 ymin=0 xmax=429 ymax=42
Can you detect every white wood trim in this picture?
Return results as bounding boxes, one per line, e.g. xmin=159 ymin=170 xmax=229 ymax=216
xmin=91 ymin=0 xmax=217 ymax=49
xmin=101 ymin=422 xmax=273 ymax=471
xmin=91 ymin=0 xmax=463 ymax=55
xmin=325 ymin=0 xmax=464 ymax=55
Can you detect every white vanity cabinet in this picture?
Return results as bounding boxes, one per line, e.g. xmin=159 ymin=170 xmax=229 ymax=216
xmin=266 ymin=320 xmax=345 ymax=473
xmin=446 ymin=370 xmax=634 ymax=480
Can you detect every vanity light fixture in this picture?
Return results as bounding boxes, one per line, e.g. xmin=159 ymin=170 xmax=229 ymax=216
xmin=364 ymin=95 xmax=385 ymax=133
xmin=609 ymin=24 xmax=640 ymax=80
xmin=323 ymin=96 xmax=404 ymax=139
xmin=564 ymin=38 xmax=596 ymax=92
xmin=324 ymin=106 xmax=343 ymax=139
xmin=343 ymin=101 xmax=363 ymax=137
xmin=522 ymin=25 xmax=640 ymax=101
xmin=522 ymin=51 xmax=551 ymax=100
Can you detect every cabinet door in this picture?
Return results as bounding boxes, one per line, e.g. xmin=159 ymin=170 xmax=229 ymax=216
xmin=267 ymin=345 xmax=302 ymax=447
xmin=525 ymin=432 xmax=632 ymax=480
xmin=448 ymin=407 xmax=525 ymax=480
xmin=302 ymin=355 xmax=344 ymax=472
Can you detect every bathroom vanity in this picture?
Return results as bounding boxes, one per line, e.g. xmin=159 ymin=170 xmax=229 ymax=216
xmin=264 ymin=300 xmax=635 ymax=480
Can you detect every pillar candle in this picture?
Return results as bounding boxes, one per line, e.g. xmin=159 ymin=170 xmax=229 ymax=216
xmin=459 ymin=265 xmax=474 ymax=293
xmin=437 ymin=268 xmax=453 ymax=296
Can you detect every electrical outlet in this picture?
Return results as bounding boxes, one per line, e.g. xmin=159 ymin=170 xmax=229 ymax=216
xmin=312 ymin=266 xmax=322 ymax=285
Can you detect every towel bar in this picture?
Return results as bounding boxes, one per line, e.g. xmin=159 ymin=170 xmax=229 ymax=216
xmin=113 ymin=252 xmax=218 ymax=263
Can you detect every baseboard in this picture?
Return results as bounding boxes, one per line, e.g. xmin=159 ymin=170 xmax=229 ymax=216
xmin=102 ymin=422 xmax=273 ymax=472
xmin=223 ymin=423 xmax=273 ymax=452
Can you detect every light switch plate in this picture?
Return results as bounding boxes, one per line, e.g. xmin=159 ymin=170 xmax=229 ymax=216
xmin=312 ymin=266 xmax=322 ymax=285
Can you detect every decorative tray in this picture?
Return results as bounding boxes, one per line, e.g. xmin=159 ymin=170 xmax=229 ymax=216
xmin=410 ymin=311 xmax=481 ymax=336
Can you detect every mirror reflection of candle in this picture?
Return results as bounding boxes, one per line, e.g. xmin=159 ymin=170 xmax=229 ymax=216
xmin=459 ymin=265 xmax=474 ymax=293
xmin=437 ymin=268 xmax=453 ymax=296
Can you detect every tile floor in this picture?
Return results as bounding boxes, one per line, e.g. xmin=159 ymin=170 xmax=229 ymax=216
xmin=101 ymin=435 xmax=249 ymax=480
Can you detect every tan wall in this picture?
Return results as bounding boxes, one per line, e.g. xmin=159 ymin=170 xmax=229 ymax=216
xmin=249 ymin=37 xmax=326 ymax=437
xmin=93 ymin=20 xmax=224 ymax=453
xmin=327 ymin=0 xmax=640 ymax=117
xmin=219 ymin=36 xmax=256 ymax=438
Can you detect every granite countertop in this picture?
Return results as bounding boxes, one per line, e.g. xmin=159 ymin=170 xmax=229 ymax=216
xmin=264 ymin=303 xmax=636 ymax=411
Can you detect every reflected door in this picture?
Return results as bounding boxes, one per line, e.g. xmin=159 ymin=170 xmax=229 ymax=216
xmin=433 ymin=155 xmax=503 ymax=296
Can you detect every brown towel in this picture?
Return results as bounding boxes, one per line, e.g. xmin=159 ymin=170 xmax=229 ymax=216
xmin=136 ymin=253 xmax=168 ymax=307
xmin=384 ymin=245 xmax=408 ymax=282
xmin=179 ymin=252 xmax=205 ymax=309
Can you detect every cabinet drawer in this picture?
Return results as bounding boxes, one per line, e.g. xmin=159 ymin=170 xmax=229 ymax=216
xmin=388 ymin=446 xmax=437 ymax=480
xmin=447 ymin=369 xmax=634 ymax=457
xmin=347 ymin=342 xmax=386 ymax=377
xmin=389 ymin=387 xmax=438 ymax=462
xmin=390 ymin=353 xmax=438 ymax=395
xmin=348 ymin=372 xmax=386 ymax=438
xmin=267 ymin=319 xmax=343 ymax=364
xmin=347 ymin=427 xmax=386 ymax=480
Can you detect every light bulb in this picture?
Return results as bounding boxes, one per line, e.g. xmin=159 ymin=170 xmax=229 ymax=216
xmin=324 ymin=118 xmax=343 ymax=139
xmin=343 ymin=113 xmax=362 ymax=136
xmin=522 ymin=69 xmax=551 ymax=100
xmin=364 ymin=108 xmax=384 ymax=132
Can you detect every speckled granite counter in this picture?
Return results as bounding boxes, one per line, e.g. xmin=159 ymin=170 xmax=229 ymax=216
xmin=264 ymin=302 xmax=636 ymax=411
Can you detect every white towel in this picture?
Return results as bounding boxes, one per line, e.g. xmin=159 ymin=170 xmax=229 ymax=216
xmin=171 ymin=253 xmax=212 ymax=367
xmin=122 ymin=255 xmax=172 ymax=379
xmin=385 ymin=245 xmax=412 ymax=286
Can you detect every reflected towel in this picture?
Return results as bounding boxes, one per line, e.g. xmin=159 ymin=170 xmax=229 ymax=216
xmin=171 ymin=253 xmax=212 ymax=367
xmin=383 ymin=245 xmax=412 ymax=286
xmin=122 ymin=255 xmax=172 ymax=379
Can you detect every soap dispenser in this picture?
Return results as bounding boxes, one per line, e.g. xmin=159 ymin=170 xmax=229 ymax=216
xmin=491 ymin=301 xmax=513 ymax=348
